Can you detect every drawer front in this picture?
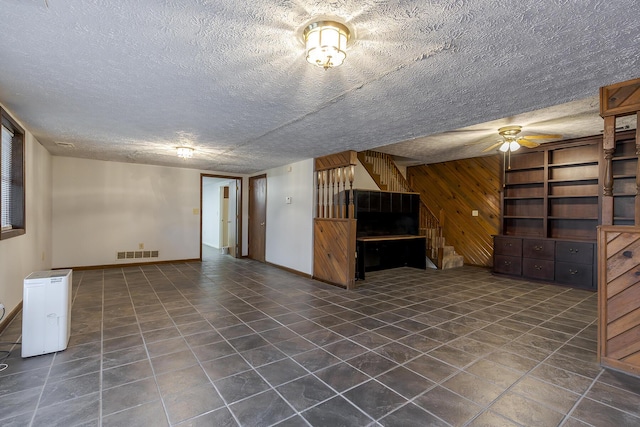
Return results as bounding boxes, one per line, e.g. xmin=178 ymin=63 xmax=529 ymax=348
xmin=555 ymin=241 xmax=594 ymax=264
xmin=523 ymin=239 xmax=555 ymax=260
xmin=494 ymin=255 xmax=522 ymax=276
xmin=494 ymin=237 xmax=522 ymax=256
xmin=523 ymin=258 xmax=554 ymax=281
xmin=555 ymin=261 xmax=594 ymax=288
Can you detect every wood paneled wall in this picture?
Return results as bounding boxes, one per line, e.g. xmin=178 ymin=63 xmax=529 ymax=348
xmin=407 ymin=155 xmax=502 ymax=267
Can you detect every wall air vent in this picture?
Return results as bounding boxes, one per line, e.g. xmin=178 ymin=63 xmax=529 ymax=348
xmin=116 ymin=250 xmax=159 ymax=260
xmin=54 ymin=141 xmax=76 ymax=149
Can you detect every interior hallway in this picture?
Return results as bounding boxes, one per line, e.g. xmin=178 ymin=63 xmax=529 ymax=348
xmin=1 ymin=248 xmax=640 ymax=426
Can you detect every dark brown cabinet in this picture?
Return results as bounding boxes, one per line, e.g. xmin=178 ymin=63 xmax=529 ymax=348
xmin=494 ymin=135 xmax=609 ymax=290
xmin=347 ymin=190 xmax=426 ymax=279
xmin=494 ymin=236 xmax=595 ymax=289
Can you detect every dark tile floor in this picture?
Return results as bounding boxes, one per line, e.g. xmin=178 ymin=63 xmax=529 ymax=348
xmin=2 ymin=249 xmax=640 ymax=426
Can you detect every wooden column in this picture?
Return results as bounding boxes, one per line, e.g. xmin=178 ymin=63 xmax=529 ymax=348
xmin=313 ymin=151 xmax=358 ymax=289
xmin=636 ymin=115 xmax=640 ymax=225
xmin=600 ymin=77 xmax=640 ymax=225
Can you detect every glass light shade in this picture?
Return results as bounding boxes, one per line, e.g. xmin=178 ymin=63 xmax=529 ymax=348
xmin=176 ymin=146 xmax=194 ymax=158
xmin=499 ymin=142 xmax=510 ymax=152
xmin=509 ymin=141 xmax=521 ymax=152
xmin=304 ymin=21 xmax=349 ymax=70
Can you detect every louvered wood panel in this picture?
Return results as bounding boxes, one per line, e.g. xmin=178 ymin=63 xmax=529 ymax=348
xmin=598 ymin=226 xmax=640 ymax=376
xmin=407 ymin=156 xmax=501 ymax=267
xmin=313 ymin=219 xmax=356 ymax=289
xmin=600 ymin=77 xmax=640 ymax=117
xmin=315 ymin=151 xmax=357 ymax=171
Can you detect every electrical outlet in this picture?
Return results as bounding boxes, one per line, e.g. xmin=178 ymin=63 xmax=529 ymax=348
xmin=139 ymin=243 xmax=144 ymax=250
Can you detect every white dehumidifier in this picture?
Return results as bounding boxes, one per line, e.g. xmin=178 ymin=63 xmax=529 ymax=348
xmin=21 ymin=269 xmax=72 ymax=358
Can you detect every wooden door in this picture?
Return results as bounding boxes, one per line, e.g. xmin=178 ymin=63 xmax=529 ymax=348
xmin=228 ymin=181 xmax=239 ymax=257
xmin=249 ymin=175 xmax=266 ymax=262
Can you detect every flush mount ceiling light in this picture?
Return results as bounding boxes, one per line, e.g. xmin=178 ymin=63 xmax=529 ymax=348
xmin=303 ymin=21 xmax=350 ymax=70
xmin=176 ymin=146 xmax=194 ymax=159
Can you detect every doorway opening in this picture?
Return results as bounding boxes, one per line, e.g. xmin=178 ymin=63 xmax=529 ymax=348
xmin=201 ymin=174 xmax=243 ymax=260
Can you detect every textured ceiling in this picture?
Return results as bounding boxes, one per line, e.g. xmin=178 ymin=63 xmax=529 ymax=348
xmin=0 ymin=1 xmax=638 ymax=173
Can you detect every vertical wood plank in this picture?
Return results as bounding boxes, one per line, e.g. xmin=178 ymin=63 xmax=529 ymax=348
xmin=602 ymin=116 xmax=616 ymax=225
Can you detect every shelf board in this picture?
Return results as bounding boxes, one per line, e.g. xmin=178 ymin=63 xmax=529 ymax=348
xmin=613 ymin=193 xmax=636 ymax=197
xmin=503 ymin=216 xmax=544 ymax=219
xmin=548 ymin=177 xmax=598 ymax=183
xmin=503 ymin=196 xmax=544 ymax=200
xmin=547 ymin=195 xmax=598 ymax=199
xmin=613 ymin=174 xmax=636 ymax=179
xmin=612 ymin=156 xmax=638 ymax=162
xmin=548 ymin=216 xmax=598 ymax=220
xmin=548 ymin=160 xmax=598 ymax=168
xmin=505 ymin=166 xmax=544 ymax=172
xmin=504 ymin=182 xmax=545 ymax=187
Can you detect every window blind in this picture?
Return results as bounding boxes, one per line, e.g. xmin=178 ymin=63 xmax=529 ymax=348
xmin=1 ymin=124 xmax=13 ymax=230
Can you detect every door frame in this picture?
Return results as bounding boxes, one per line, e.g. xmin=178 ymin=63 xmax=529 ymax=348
xmin=200 ymin=174 xmax=243 ymax=260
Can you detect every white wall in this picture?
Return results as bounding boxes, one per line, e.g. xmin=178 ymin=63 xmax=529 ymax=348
xmin=202 ymin=179 xmax=222 ymax=248
xmin=0 ymin=114 xmax=52 ymax=317
xmin=263 ymin=159 xmax=315 ymax=275
xmin=353 ymin=159 xmax=381 ymax=190
xmin=52 ymin=157 xmax=210 ymax=268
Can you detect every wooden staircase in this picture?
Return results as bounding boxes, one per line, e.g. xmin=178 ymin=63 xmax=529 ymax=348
xmin=358 ymin=150 xmax=464 ymax=270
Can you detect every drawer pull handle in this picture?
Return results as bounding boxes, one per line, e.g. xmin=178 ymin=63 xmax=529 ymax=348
xmin=504 ymin=261 xmax=511 ymax=266
xmin=623 ymin=250 xmax=633 ymax=258
xmin=569 ymin=269 xmax=578 ymax=275
xmin=569 ymin=248 xmax=579 ymax=254
xmin=534 ymin=246 xmax=542 ymax=251
xmin=534 ymin=265 xmax=542 ymax=270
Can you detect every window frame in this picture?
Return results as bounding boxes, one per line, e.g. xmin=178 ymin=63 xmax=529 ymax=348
xmin=1 ymin=107 xmax=26 ymax=240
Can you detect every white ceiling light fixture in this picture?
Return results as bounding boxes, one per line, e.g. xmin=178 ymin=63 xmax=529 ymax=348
xmin=499 ymin=140 xmax=521 ymax=153
xmin=176 ymin=146 xmax=194 ymax=159
xmin=303 ymin=21 xmax=350 ymax=70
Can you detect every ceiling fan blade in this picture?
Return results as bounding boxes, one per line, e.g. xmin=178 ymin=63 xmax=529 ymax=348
xmin=482 ymin=141 xmax=504 ymax=152
xmin=518 ymin=138 xmax=541 ymax=148
xmin=521 ymin=134 xmax=562 ymax=140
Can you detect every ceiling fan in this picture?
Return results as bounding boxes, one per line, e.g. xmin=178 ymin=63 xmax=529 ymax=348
xmin=482 ymin=125 xmax=562 ymax=153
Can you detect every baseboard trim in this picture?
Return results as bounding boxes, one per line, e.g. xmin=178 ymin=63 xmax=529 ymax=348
xmin=64 ymin=258 xmax=201 ymax=271
xmin=265 ymin=261 xmax=312 ymax=279
xmin=0 ymin=301 xmax=22 ymax=335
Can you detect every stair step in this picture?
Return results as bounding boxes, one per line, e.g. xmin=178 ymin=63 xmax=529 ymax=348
xmin=442 ymin=254 xmax=464 ymax=270
xmin=442 ymin=245 xmax=456 ymax=256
